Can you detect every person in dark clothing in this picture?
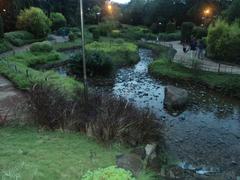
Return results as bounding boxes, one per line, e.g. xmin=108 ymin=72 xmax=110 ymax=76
xmin=197 ymin=39 xmax=205 ymax=59
xmin=190 ymin=37 xmax=197 ymax=58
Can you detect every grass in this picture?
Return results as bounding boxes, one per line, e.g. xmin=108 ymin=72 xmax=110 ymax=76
xmin=149 ymin=58 xmax=240 ymax=97
xmin=0 ymin=39 xmax=12 ymax=53
xmin=0 ymin=51 xmax=83 ymax=96
xmin=86 ymin=40 xmax=139 ymax=66
xmin=0 ymin=127 xmax=155 ymax=180
xmin=4 ymin=31 xmax=44 ymax=47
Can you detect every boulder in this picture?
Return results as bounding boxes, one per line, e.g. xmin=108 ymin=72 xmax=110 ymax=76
xmin=164 ymin=86 xmax=188 ymax=111
xmin=116 ymin=154 xmax=143 ymax=176
xmin=131 ymin=147 xmax=146 ymax=160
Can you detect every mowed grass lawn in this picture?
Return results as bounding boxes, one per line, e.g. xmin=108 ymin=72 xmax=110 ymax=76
xmin=0 ymin=127 xmax=155 ymax=180
xmin=0 ymin=127 xmax=127 ymax=180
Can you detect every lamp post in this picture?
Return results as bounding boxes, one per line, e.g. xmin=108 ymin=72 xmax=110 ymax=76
xmin=79 ymin=0 xmax=88 ymax=100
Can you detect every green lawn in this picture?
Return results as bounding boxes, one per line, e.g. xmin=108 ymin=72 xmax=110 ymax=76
xmin=0 ymin=127 xmax=154 ymax=180
xmin=149 ymin=58 xmax=240 ymax=98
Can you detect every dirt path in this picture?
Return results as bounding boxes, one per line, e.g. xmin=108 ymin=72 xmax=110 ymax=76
xmin=0 ymin=76 xmax=27 ymax=123
xmin=146 ymin=40 xmax=240 ymax=75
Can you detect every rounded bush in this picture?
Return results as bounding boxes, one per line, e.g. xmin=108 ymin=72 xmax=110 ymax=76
xmin=181 ymin=22 xmax=195 ymax=42
xmin=68 ymin=32 xmax=77 ymax=42
xmin=166 ymin=22 xmax=176 ymax=33
xmin=0 ymin=16 xmax=4 ymax=38
xmin=92 ymin=29 xmax=100 ymax=41
xmin=70 ymin=51 xmax=113 ymax=77
xmin=207 ymin=19 xmax=240 ymax=64
xmin=17 ymin=7 xmax=51 ymax=38
xmin=192 ymin=27 xmax=207 ymax=39
xmin=82 ymin=166 xmax=135 ymax=180
xmin=30 ymin=41 xmax=53 ymax=53
xmin=50 ymin=12 xmax=67 ymax=31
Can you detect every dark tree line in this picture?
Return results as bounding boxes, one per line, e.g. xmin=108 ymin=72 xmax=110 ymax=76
xmin=120 ymin=0 xmax=233 ymax=27
xmin=0 ymin=0 xmax=106 ymax=32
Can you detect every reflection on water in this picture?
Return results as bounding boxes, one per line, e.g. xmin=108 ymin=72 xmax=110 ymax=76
xmin=111 ymin=49 xmax=240 ymax=176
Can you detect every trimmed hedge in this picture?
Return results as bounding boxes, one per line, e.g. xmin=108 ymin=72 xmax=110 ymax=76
xmin=4 ymin=31 xmax=42 ymax=47
xmin=30 ymin=41 xmax=53 ymax=53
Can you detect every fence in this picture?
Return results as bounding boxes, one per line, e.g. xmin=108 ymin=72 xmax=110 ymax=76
xmin=143 ymin=39 xmax=240 ymax=75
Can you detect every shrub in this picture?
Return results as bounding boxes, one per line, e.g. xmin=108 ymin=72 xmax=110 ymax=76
xmin=28 ymin=84 xmax=163 ymax=145
xmin=50 ymin=12 xmax=67 ymax=31
xmin=0 ymin=39 xmax=12 ymax=53
xmin=110 ymin=29 xmax=121 ymax=38
xmin=207 ymin=19 xmax=240 ymax=64
xmin=85 ymin=41 xmax=139 ymax=66
xmin=150 ymin=23 xmax=160 ymax=34
xmin=0 ymin=16 xmax=4 ymax=38
xmin=166 ymin=22 xmax=176 ymax=33
xmin=158 ymin=31 xmax=181 ymax=41
xmin=17 ymin=7 xmax=51 ymax=38
xmin=70 ymin=51 xmax=113 ymax=77
xmin=4 ymin=31 xmax=37 ymax=46
xmin=192 ymin=26 xmax=207 ymax=39
xmin=82 ymin=166 xmax=135 ymax=180
xmin=30 ymin=41 xmax=53 ymax=53
xmin=68 ymin=31 xmax=77 ymax=42
xmin=92 ymin=29 xmax=100 ymax=41
xmin=224 ymin=0 xmax=240 ymax=22
xmin=97 ymin=20 xmax=120 ymax=36
xmin=181 ymin=22 xmax=194 ymax=42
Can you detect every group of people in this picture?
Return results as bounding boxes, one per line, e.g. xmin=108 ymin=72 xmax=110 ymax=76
xmin=182 ymin=36 xmax=206 ymax=59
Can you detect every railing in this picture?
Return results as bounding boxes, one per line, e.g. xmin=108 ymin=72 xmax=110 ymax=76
xmin=142 ymin=39 xmax=240 ymax=75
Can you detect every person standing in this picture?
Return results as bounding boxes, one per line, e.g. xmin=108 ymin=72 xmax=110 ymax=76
xmin=190 ymin=37 xmax=197 ymax=58
xmin=197 ymin=38 xmax=205 ymax=59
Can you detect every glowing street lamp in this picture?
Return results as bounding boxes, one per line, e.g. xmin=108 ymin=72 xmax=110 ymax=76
xmin=204 ymin=8 xmax=211 ymax=16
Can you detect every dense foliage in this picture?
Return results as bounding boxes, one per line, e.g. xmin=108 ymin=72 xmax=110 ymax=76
xmin=4 ymin=31 xmax=38 ymax=46
xmin=224 ymin=0 xmax=240 ymax=22
xmin=50 ymin=12 xmax=67 ymax=31
xmin=16 ymin=7 xmax=51 ymax=38
xmin=207 ymin=19 xmax=240 ymax=64
xmin=70 ymin=51 xmax=113 ymax=77
xmin=181 ymin=22 xmax=194 ymax=42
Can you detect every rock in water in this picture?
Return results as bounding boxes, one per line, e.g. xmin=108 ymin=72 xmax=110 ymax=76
xmin=116 ymin=154 xmax=143 ymax=176
xmin=164 ymin=86 xmax=188 ymax=111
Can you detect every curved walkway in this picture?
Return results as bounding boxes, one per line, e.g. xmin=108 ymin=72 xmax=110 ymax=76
xmin=0 ymin=35 xmax=68 ymax=123
xmin=146 ymin=40 xmax=240 ymax=75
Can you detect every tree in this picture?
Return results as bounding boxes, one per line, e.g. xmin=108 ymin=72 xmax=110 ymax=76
xmin=50 ymin=12 xmax=67 ymax=31
xmin=16 ymin=7 xmax=51 ymax=38
xmin=0 ymin=16 xmax=4 ymax=38
xmin=224 ymin=0 xmax=240 ymax=22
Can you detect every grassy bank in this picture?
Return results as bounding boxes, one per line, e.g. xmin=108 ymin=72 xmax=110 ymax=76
xmin=0 ymin=127 xmax=154 ymax=180
xmin=149 ymin=58 xmax=240 ymax=98
xmin=0 ymin=50 xmax=83 ymax=96
xmin=86 ymin=40 xmax=139 ymax=66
